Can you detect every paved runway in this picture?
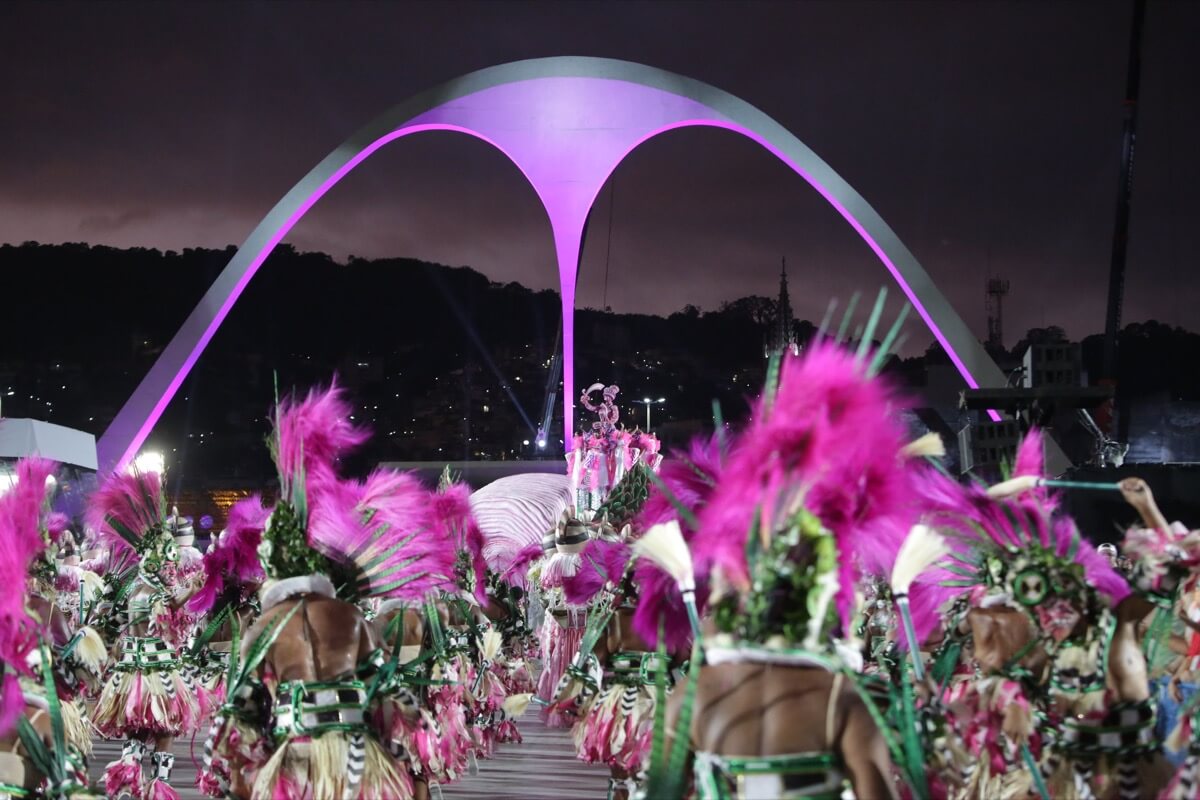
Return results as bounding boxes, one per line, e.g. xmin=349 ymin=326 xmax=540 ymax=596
xmin=90 ymin=712 xmax=609 ymax=799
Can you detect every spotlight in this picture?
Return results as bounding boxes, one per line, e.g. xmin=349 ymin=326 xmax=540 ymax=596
xmin=130 ymin=451 xmax=165 ymax=475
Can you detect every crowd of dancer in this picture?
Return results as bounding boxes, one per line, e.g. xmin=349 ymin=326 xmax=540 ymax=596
xmin=3 ymin=301 xmax=1200 ymax=800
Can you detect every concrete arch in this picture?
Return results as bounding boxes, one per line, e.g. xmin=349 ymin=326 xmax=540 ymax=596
xmin=98 ymin=56 xmax=1017 ymax=472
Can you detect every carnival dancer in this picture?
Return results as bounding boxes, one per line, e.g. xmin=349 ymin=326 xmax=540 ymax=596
xmin=87 ymin=467 xmax=201 ymax=800
xmin=185 ymin=497 xmax=270 ymax=724
xmin=547 ymin=459 xmax=684 ymax=800
xmin=203 ymin=384 xmax=456 ymax=800
xmin=0 ymin=458 xmax=99 ymax=799
xmin=921 ymin=431 xmax=1160 ymax=800
xmin=533 ymin=509 xmax=593 ymax=728
xmin=1113 ymin=478 xmax=1200 ymax=799
xmin=637 ymin=330 xmax=918 ymax=800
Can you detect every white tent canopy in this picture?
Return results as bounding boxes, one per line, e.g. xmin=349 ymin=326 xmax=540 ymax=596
xmin=0 ymin=418 xmax=98 ymax=470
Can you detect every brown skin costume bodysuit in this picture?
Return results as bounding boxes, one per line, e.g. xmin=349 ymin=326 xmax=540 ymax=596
xmin=664 ymin=660 xmax=898 ymax=800
xmin=228 ymin=592 xmax=380 ymax=800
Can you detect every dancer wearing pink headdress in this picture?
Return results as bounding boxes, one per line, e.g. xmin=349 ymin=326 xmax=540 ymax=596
xmin=89 ymin=468 xmax=201 ymax=800
xmin=0 ymin=458 xmax=100 ymax=799
xmin=203 ymin=384 xmax=456 ymax=800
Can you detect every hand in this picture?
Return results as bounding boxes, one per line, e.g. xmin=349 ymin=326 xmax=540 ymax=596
xmin=1121 ymin=477 xmax=1169 ymax=531
xmin=1119 ymin=478 xmax=1154 ymax=511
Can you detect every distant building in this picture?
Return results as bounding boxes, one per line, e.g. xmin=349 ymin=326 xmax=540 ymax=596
xmin=764 ymin=257 xmax=799 ymax=358
xmin=959 ymin=418 xmax=1023 ymax=475
xmin=1022 ymin=342 xmax=1082 ymax=388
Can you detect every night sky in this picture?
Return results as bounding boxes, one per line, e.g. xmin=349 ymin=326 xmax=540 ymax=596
xmin=4 ymin=0 xmax=1198 ymax=353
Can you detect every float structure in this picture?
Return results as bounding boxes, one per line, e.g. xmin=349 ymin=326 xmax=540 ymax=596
xmin=98 ymin=56 xmax=1038 ymax=472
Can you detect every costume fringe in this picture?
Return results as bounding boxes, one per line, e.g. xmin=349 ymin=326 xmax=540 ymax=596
xmin=250 ymin=732 xmax=413 ymax=800
xmin=93 ymin=661 xmax=200 ymax=738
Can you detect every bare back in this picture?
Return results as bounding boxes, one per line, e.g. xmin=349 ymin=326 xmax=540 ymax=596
xmin=669 ymin=663 xmax=897 ymax=800
xmin=244 ymin=595 xmax=376 ymax=683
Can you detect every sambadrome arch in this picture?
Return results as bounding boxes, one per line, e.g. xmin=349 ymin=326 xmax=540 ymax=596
xmin=97 ymin=56 xmax=1040 ymax=472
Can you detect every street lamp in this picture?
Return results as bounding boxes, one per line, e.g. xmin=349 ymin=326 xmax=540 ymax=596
xmin=634 ymin=397 xmax=666 ymax=431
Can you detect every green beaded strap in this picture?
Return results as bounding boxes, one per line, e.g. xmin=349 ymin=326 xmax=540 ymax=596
xmin=611 ymin=650 xmax=667 ymax=686
xmin=272 ymin=679 xmax=369 ymax=739
xmin=694 ymin=751 xmax=842 ymax=800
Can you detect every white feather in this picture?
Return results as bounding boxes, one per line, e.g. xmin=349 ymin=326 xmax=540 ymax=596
xmin=632 ymin=521 xmax=695 ymax=591
xmin=901 ymin=432 xmax=945 ymax=459
xmin=480 ymin=628 xmax=502 ymax=663
xmin=502 ymin=693 xmax=532 ymax=719
xmin=986 ymin=474 xmax=1040 ymax=500
xmin=890 ymin=524 xmax=949 ymax=595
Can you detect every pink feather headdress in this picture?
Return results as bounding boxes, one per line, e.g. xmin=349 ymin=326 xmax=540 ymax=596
xmin=272 ymin=381 xmax=369 ymax=493
xmin=0 ymin=458 xmax=58 ymax=735
xmin=690 ymin=342 xmax=914 ymax=629
xmin=428 ymin=481 xmax=488 ymax=604
xmin=187 ymin=496 xmax=270 ymax=615
xmin=563 ymin=537 xmax=633 ymax=607
xmin=307 ymin=467 xmax=458 ymax=602
xmin=918 ymin=446 xmax=1129 ymax=610
xmin=85 ymin=468 xmax=168 ymax=573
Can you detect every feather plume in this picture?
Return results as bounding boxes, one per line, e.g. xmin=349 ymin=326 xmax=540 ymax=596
xmin=187 ymin=496 xmax=270 ymax=615
xmin=631 ymin=435 xmax=723 ymax=652
xmin=308 ymin=468 xmax=457 ymax=602
xmin=691 ymin=342 xmax=913 ymax=627
xmin=633 ymin=521 xmax=695 ymax=594
xmin=986 ymin=475 xmax=1041 ymax=500
xmin=45 ymin=511 xmax=71 ymax=544
xmin=272 ymin=382 xmax=369 ymax=488
xmin=429 ymin=482 xmax=487 ymax=604
xmin=500 ymin=542 xmax=544 ymax=591
xmin=890 ymin=524 xmax=949 ymax=596
xmin=901 ymin=432 xmax=945 ymax=460
xmin=0 ymin=459 xmax=55 ymax=687
xmin=1013 ymin=428 xmax=1046 ymax=480
xmin=85 ymin=468 xmax=166 ymax=563
xmin=502 ymin=693 xmax=532 ymax=720
xmin=70 ymin=626 xmax=108 ymax=674
xmin=480 ymin=628 xmax=503 ymax=664
xmin=563 ymin=538 xmax=631 ymax=605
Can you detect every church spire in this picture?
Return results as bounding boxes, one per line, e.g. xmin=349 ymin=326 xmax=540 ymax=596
xmin=766 ymin=256 xmax=799 ymax=357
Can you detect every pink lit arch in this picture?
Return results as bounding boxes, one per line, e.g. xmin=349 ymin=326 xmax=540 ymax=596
xmin=97 ymin=57 xmax=1025 ymax=472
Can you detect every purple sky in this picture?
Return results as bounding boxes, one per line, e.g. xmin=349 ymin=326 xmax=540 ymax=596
xmin=4 ymin=0 xmax=1197 ymax=352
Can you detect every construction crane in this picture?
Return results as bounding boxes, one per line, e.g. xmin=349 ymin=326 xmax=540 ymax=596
xmin=1101 ymin=0 xmax=1148 ymax=438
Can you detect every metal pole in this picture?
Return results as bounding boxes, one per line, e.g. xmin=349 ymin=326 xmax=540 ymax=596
xmin=646 ymin=403 xmax=652 ymax=431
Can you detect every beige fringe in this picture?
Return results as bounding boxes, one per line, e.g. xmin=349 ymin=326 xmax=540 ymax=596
xmin=251 ymin=732 xmax=412 ymax=800
xmin=60 ymin=699 xmax=91 ymax=756
xmin=93 ymin=667 xmax=198 ymax=732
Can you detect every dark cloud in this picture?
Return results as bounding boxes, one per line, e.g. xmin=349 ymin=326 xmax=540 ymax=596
xmin=3 ymin=0 xmax=1197 ymax=351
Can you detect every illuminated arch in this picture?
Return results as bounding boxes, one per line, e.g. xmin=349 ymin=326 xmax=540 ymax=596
xmin=97 ymin=56 xmax=1025 ymax=471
